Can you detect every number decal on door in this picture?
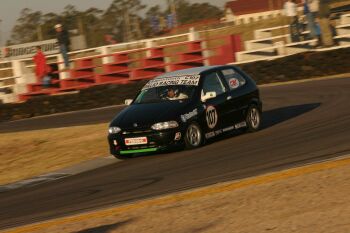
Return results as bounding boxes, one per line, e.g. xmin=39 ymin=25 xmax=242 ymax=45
xmin=206 ymin=106 xmax=218 ymax=129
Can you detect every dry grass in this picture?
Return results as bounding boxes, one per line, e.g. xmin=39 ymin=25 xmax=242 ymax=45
xmin=0 ymin=123 xmax=109 ymax=185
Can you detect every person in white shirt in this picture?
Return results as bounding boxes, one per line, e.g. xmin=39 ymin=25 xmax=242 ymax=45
xmin=302 ymin=0 xmax=320 ymax=41
xmin=166 ymin=88 xmax=188 ymax=100
xmin=308 ymin=0 xmax=320 ymax=14
xmin=284 ymin=0 xmax=298 ymax=17
xmin=284 ymin=0 xmax=301 ymax=42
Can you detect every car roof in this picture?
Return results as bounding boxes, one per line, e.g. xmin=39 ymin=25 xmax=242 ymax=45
xmin=155 ymin=66 xmax=221 ymax=79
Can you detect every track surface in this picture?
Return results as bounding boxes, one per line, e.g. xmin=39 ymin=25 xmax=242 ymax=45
xmin=0 ymin=106 xmax=122 ymax=133
xmin=1 ymin=78 xmax=350 ymax=230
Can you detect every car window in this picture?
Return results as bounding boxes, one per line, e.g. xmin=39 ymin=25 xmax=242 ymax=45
xmin=134 ymin=85 xmax=196 ymax=104
xmin=221 ymin=68 xmax=246 ymax=90
xmin=201 ymin=72 xmax=227 ymax=97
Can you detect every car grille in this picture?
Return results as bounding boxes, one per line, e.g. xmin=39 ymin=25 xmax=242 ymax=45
xmin=122 ymin=129 xmax=153 ymax=135
xmin=125 ymin=142 xmax=157 ymax=150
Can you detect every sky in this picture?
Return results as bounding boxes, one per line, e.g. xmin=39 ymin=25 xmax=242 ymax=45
xmin=0 ymin=0 xmax=228 ymax=46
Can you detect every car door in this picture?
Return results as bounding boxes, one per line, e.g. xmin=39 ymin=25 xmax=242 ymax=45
xmin=219 ymin=67 xmax=250 ymax=124
xmin=199 ymin=71 xmax=230 ymax=134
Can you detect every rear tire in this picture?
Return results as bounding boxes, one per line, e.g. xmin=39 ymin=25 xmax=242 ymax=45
xmin=184 ymin=122 xmax=204 ymax=149
xmin=245 ymin=105 xmax=261 ymax=132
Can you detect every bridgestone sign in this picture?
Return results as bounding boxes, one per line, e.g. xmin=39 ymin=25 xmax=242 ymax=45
xmin=0 ymin=39 xmax=59 ymax=61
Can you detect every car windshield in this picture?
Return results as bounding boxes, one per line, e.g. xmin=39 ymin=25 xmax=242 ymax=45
xmin=134 ymin=85 xmax=197 ymax=104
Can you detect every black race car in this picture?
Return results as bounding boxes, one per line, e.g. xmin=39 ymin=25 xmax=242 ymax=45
xmin=108 ymin=65 xmax=262 ymax=159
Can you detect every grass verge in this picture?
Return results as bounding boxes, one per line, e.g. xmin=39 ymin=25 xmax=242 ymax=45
xmin=0 ymin=123 xmax=108 ymax=185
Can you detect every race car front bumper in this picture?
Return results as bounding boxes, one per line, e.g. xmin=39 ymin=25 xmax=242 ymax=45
xmin=108 ymin=128 xmax=184 ymax=156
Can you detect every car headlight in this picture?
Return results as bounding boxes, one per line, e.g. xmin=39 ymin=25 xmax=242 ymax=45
xmin=109 ymin=127 xmax=121 ymax=134
xmin=151 ymin=121 xmax=179 ymax=131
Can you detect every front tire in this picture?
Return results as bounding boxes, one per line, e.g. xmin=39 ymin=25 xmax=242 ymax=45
xmin=184 ymin=122 xmax=204 ymax=149
xmin=245 ymin=105 xmax=262 ymax=132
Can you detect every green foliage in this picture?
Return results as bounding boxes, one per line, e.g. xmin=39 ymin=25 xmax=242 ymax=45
xmin=10 ymin=8 xmax=43 ymax=44
xmin=8 ymin=0 xmax=223 ymax=47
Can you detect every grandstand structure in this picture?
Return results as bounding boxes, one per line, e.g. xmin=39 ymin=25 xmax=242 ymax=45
xmin=235 ymin=13 xmax=350 ymax=63
xmin=1 ymin=11 xmax=350 ymax=104
xmin=0 ymin=32 xmax=241 ymax=103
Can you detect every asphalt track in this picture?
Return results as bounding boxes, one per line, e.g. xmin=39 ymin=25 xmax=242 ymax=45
xmin=1 ymin=78 xmax=350 ymax=230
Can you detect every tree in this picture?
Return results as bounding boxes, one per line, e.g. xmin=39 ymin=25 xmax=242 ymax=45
xmin=103 ymin=0 xmax=146 ymax=42
xmin=8 ymin=0 xmax=223 ymax=47
xmin=10 ymin=8 xmax=43 ymax=44
xmin=175 ymin=0 xmax=223 ymax=25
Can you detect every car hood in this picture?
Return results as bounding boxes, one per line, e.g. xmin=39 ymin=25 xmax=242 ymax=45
xmin=110 ymin=101 xmax=191 ymax=129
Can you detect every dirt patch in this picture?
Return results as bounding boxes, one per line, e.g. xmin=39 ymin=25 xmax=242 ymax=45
xmin=11 ymin=159 xmax=350 ymax=233
xmin=0 ymin=123 xmax=108 ymax=185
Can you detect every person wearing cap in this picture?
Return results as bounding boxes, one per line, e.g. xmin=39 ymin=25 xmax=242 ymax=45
xmin=55 ymin=24 xmax=70 ymax=69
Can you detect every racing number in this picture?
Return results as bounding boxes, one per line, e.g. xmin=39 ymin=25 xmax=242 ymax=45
xmin=206 ymin=106 xmax=218 ymax=129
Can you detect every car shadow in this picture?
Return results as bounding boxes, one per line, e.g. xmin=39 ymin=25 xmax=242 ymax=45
xmin=207 ymin=103 xmax=321 ymax=145
xmin=133 ymin=103 xmax=321 ymax=158
xmin=261 ymin=103 xmax=321 ymax=129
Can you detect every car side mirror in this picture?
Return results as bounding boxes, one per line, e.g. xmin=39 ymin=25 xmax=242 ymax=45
xmin=125 ymin=99 xmax=133 ymax=105
xmin=201 ymin=92 xmax=216 ymax=102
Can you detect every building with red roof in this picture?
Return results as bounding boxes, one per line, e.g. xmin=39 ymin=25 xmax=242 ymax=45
xmin=223 ymin=0 xmax=302 ymax=23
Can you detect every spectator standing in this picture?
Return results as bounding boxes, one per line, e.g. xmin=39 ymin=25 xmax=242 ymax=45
xmin=318 ymin=0 xmax=334 ymax=47
xmin=55 ymin=24 xmax=70 ymax=69
xmin=284 ymin=0 xmax=301 ymax=42
xmin=309 ymin=0 xmax=320 ymax=16
xmin=303 ymin=0 xmax=318 ymax=39
xmin=33 ymin=46 xmax=51 ymax=88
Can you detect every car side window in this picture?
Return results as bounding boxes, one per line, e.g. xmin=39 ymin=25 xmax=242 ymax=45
xmin=201 ymin=72 xmax=227 ymax=97
xmin=221 ymin=68 xmax=246 ymax=90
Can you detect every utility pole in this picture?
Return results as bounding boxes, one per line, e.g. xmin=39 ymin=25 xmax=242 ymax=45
xmin=124 ymin=7 xmax=132 ymax=42
xmin=37 ymin=25 xmax=43 ymax=41
xmin=134 ymin=16 xmax=143 ymax=40
xmin=77 ymin=15 xmax=85 ymax=36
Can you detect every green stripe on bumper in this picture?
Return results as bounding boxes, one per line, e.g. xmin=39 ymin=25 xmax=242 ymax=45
xmin=120 ymin=148 xmax=158 ymax=155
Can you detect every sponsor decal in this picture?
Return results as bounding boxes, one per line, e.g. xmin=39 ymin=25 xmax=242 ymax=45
xmin=174 ymin=132 xmax=182 ymax=141
xmin=205 ymin=123 xmax=245 ymax=139
xmin=0 ymin=39 xmax=59 ymax=60
xmin=222 ymin=69 xmax=236 ymax=76
xmin=205 ymin=124 xmax=240 ymax=139
xmin=206 ymin=105 xmax=218 ymax=129
xmin=215 ymin=129 xmax=223 ymax=135
xmin=235 ymin=121 xmax=247 ymax=129
xmin=205 ymin=132 xmax=216 ymax=139
xmin=181 ymin=109 xmax=198 ymax=122
xmin=142 ymin=75 xmax=200 ymax=90
xmin=229 ymin=78 xmax=240 ymax=89
xmin=223 ymin=126 xmax=235 ymax=132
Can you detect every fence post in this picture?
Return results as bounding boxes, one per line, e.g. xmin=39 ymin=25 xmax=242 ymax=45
xmin=275 ymin=41 xmax=286 ymax=55
xmin=100 ymin=46 xmax=112 ymax=64
xmin=11 ymin=59 xmax=24 ymax=78
xmin=188 ymin=27 xmax=200 ymax=41
xmin=57 ymin=54 xmax=70 ymax=79
xmin=145 ymin=40 xmax=156 ymax=57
